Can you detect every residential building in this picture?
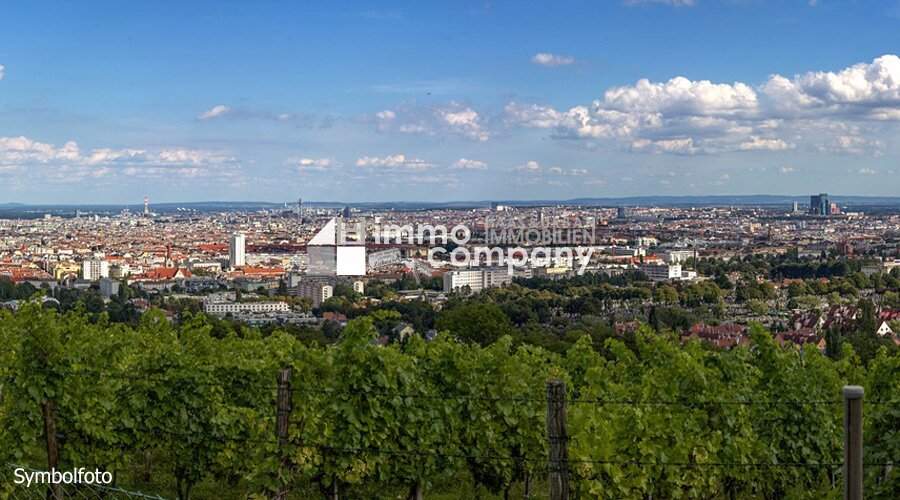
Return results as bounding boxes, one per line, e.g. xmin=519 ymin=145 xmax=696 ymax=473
xmin=82 ymin=259 xmax=109 ymax=281
xmin=229 ymin=233 xmax=246 ymax=268
xmin=203 ymin=301 xmax=291 ymax=316
xmin=442 ymin=267 xmax=512 ymax=292
xmin=638 ymin=263 xmax=683 ymax=282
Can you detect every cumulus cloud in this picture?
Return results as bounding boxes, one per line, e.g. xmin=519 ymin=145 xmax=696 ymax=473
xmin=514 ymin=160 xmax=543 ymax=172
xmin=817 ymin=135 xmax=884 ymax=155
xmin=631 ymin=137 xmax=699 ymax=155
xmin=376 ymin=110 xmax=396 ymax=121
xmin=858 ymin=167 xmax=878 ymax=175
xmin=198 ymin=104 xmax=231 ymax=120
xmin=548 ymin=166 xmax=588 ymax=176
xmin=356 ymin=154 xmax=433 ymax=171
xmin=0 ymin=64 xmax=5 ymax=80
xmin=374 ymin=103 xmax=490 ymax=141
xmin=780 ymin=166 xmax=796 ymax=174
xmin=438 ymin=106 xmax=490 ymax=141
xmin=603 ymin=77 xmax=758 ymax=116
xmin=762 ymin=55 xmax=900 ymax=119
xmin=0 ymin=135 xmax=237 ymax=181
xmin=737 ymin=136 xmax=793 ymax=151
xmin=512 ymin=160 xmax=586 ymax=177
xmin=506 ymin=54 xmax=900 ymax=155
xmin=532 ymin=53 xmax=575 ymax=67
xmin=453 ymin=158 xmax=488 ymax=170
xmin=295 ymin=158 xmax=335 ymax=171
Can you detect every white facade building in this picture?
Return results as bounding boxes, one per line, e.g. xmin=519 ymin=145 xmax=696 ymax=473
xmin=662 ymin=250 xmax=695 ymax=264
xmin=203 ymin=301 xmax=290 ymax=316
xmin=82 ymin=259 xmax=109 ymax=281
xmin=229 ymin=233 xmax=246 ymax=268
xmin=639 ymin=263 xmax=682 ymax=282
xmin=442 ymin=267 xmax=513 ymax=293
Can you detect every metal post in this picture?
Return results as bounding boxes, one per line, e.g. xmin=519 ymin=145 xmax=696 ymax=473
xmin=275 ymin=367 xmax=293 ymax=499
xmin=547 ymin=380 xmax=569 ymax=500
xmin=42 ymin=400 xmax=61 ymax=500
xmin=843 ymin=385 xmax=863 ymax=500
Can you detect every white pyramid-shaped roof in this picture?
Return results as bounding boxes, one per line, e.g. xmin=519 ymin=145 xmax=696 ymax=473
xmin=308 ymin=218 xmax=337 ymax=245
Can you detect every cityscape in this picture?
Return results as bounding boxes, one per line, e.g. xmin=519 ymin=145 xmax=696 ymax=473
xmin=1 ymin=1 xmax=899 ymax=499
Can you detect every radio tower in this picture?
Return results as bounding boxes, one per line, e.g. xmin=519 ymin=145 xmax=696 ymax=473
xmin=143 ymin=196 xmax=150 ymax=217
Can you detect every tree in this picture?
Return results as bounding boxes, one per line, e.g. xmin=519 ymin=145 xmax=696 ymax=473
xmin=654 ymin=284 xmax=679 ymax=305
xmin=435 ymin=302 xmax=514 ymax=345
xmin=748 ymin=299 xmax=768 ymax=315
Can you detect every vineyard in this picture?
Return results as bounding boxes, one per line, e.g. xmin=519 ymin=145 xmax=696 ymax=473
xmin=0 ymin=303 xmax=898 ymax=499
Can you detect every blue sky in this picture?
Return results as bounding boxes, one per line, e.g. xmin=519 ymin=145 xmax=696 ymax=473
xmin=0 ymin=0 xmax=898 ymax=203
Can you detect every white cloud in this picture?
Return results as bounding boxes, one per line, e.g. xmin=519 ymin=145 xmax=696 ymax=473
xmin=453 ymin=158 xmax=488 ymax=170
xmin=548 ymin=166 xmax=588 ymax=176
xmin=818 ymin=135 xmax=883 ymax=155
xmin=762 ymin=55 xmax=900 ymax=119
xmin=198 ymin=104 xmax=231 ymax=120
xmin=624 ymin=0 xmax=696 ymax=7
xmin=437 ymin=106 xmax=490 ymax=141
xmin=603 ymin=77 xmax=758 ymax=116
xmin=295 ymin=158 xmax=335 ymax=171
xmin=356 ymin=154 xmax=433 ymax=171
xmin=506 ymin=55 xmax=900 ymax=155
xmin=532 ymin=53 xmax=575 ymax=67
xmin=0 ymin=135 xmax=237 ymax=182
xmin=504 ymin=102 xmax=565 ymax=128
xmin=373 ymin=103 xmax=490 ymax=141
xmin=375 ymin=110 xmax=396 ymax=121
xmin=514 ymin=160 xmax=543 ymax=172
xmin=738 ymin=136 xmax=793 ymax=151
xmin=858 ymin=167 xmax=878 ymax=175
xmin=0 ymin=64 xmax=5 ymax=80
xmin=631 ymin=137 xmax=699 ymax=155
xmin=780 ymin=166 xmax=796 ymax=174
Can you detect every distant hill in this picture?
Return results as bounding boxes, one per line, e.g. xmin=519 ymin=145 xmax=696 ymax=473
xmin=3 ymin=195 xmax=900 ymax=215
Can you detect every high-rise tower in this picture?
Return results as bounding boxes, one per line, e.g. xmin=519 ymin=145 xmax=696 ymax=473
xmin=229 ymin=233 xmax=246 ymax=268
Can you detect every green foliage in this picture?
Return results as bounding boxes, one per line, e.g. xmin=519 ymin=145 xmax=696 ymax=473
xmin=435 ymin=302 xmax=514 ymax=345
xmin=0 ymin=304 xmax=898 ymax=498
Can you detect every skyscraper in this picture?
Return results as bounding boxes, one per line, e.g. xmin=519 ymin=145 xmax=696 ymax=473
xmin=809 ymin=193 xmax=829 ymax=216
xmin=229 ymin=233 xmax=246 ymax=268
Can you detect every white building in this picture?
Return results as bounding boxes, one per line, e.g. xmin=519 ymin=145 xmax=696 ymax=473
xmin=81 ymin=259 xmax=109 ymax=281
xmin=443 ymin=267 xmax=513 ymax=293
xmin=662 ymin=250 xmax=695 ymax=264
xmin=307 ymin=218 xmax=365 ymax=276
xmin=229 ymin=233 xmax=246 ymax=268
xmin=639 ymin=263 xmax=682 ymax=282
xmin=203 ymin=301 xmax=290 ymax=316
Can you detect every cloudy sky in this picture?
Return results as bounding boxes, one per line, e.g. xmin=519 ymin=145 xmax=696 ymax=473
xmin=1 ymin=1 xmax=899 ymax=204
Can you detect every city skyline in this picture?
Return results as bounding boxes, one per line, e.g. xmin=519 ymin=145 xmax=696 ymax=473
xmin=1 ymin=1 xmax=899 ymax=203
